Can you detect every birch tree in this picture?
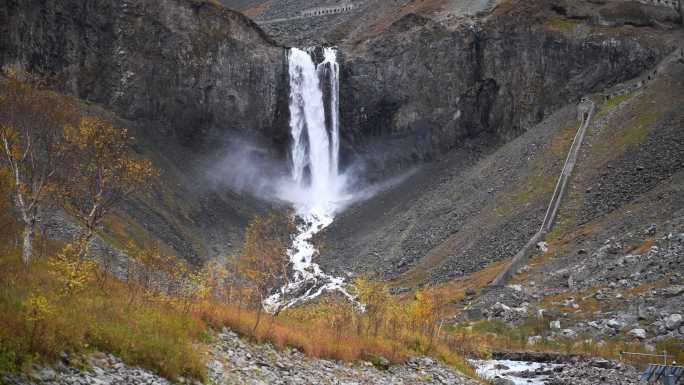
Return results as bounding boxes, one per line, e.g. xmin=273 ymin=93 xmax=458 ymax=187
xmin=236 ymin=213 xmax=292 ymax=331
xmin=0 ymin=71 xmax=75 ymax=265
xmin=60 ymin=116 xmax=158 ymax=255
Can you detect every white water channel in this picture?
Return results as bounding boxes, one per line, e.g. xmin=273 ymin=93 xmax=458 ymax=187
xmin=263 ymin=47 xmax=357 ymax=313
xmin=470 ymin=359 xmax=563 ymax=385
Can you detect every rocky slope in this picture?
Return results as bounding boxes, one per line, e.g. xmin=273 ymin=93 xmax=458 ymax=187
xmin=3 ymin=329 xmax=648 ymax=385
xmin=461 ymin=56 xmax=684 ymax=348
xmin=322 ymin=1 xmax=684 ymax=284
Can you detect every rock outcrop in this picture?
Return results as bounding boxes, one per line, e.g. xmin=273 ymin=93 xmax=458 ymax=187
xmin=0 ymin=0 xmax=289 ymax=150
xmin=339 ymin=0 xmax=681 ymax=175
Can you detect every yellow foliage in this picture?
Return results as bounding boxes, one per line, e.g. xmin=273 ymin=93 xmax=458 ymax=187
xmin=48 ymin=240 xmax=98 ymax=296
xmin=62 ymin=116 xmax=158 ymax=208
xmin=235 ymin=213 xmax=292 ymax=306
xmin=24 ymin=295 xmax=55 ymax=323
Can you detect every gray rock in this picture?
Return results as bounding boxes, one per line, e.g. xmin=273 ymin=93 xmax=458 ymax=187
xmin=628 ymin=328 xmax=647 ymax=339
xmin=663 ymin=285 xmax=684 ymax=298
xmin=528 ymin=335 xmax=543 ymax=345
xmin=607 ymin=319 xmax=624 ymax=330
xmin=665 ymin=314 xmax=683 ymax=330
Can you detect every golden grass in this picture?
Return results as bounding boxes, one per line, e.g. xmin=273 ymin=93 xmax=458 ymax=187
xmin=429 ymin=260 xmax=510 ymax=307
xmin=628 ymin=239 xmax=655 ymax=256
xmin=0 ymin=224 xmax=484 ymax=382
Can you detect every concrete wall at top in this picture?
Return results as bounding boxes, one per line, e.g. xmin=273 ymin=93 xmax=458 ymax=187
xmin=301 ymin=3 xmax=355 ymax=17
xmin=631 ymin=0 xmax=681 ymax=10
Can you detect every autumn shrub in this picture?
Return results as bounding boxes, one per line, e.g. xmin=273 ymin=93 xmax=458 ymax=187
xmin=0 ymin=249 xmax=207 ymax=380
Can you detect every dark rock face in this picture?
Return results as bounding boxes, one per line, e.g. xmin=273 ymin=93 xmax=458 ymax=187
xmin=0 ymin=0 xmax=289 ymax=150
xmin=338 ymin=1 xmax=679 ymax=176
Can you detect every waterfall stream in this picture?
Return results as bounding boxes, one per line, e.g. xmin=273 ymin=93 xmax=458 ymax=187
xmin=263 ymin=47 xmax=356 ymax=313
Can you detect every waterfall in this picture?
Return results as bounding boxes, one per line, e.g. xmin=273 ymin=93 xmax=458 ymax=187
xmin=322 ymin=48 xmax=341 ymax=180
xmin=264 ymin=47 xmax=357 ymax=313
xmin=287 ymin=47 xmax=336 ymax=213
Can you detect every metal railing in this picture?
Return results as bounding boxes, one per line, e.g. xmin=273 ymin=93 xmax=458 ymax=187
xmin=620 ymin=350 xmax=672 ymax=365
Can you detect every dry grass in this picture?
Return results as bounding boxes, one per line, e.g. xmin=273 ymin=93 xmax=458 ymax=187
xmin=242 ymin=3 xmax=268 ymax=18
xmin=0 ymin=250 xmax=208 ymax=380
xmin=429 ymin=260 xmax=510 ymax=307
xmin=0 ymin=209 xmax=484 ymax=382
xmin=627 ymin=238 xmax=655 ymax=255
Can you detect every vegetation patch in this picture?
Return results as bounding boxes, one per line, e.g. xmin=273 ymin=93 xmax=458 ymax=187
xmin=495 ymin=122 xmax=577 ymax=218
xmin=544 ymin=17 xmax=582 ymax=34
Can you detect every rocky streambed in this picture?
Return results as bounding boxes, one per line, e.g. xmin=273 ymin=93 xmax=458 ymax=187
xmin=471 ymin=353 xmax=643 ymax=385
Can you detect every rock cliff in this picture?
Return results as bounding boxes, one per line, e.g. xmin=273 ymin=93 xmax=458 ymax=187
xmin=338 ymin=0 xmax=681 ymax=175
xmin=0 ymin=0 xmax=289 ymax=150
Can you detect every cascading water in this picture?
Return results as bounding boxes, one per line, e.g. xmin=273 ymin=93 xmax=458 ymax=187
xmin=264 ymin=47 xmax=356 ymax=313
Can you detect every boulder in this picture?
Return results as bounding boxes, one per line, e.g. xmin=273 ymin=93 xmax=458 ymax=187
xmin=663 ymin=285 xmax=684 ymax=298
xmin=665 ymin=314 xmax=683 ymax=330
xmin=607 ymin=319 xmax=624 ymax=330
xmin=628 ymin=328 xmax=647 ymax=340
xmin=528 ymin=335 xmax=543 ymax=345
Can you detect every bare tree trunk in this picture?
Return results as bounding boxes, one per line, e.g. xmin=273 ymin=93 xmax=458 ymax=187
xmin=22 ymin=221 xmax=34 ymax=266
xmin=253 ymin=293 xmax=264 ymax=334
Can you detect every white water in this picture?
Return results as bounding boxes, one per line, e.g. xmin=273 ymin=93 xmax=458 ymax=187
xmin=264 ymin=47 xmax=357 ymax=313
xmin=470 ymin=359 xmax=562 ymax=385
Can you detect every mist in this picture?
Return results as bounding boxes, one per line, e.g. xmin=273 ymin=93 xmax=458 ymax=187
xmin=203 ymin=135 xmax=413 ymax=216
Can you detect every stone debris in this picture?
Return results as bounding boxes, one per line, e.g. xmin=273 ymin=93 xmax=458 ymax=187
xmin=3 ymin=329 xmax=480 ymax=385
xmin=205 ymin=329 xmax=480 ymax=384
xmin=3 ymin=354 xmax=174 ymax=385
xmin=546 ymin=361 xmax=642 ymax=385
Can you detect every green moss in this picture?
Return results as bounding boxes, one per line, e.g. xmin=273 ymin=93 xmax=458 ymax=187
xmin=544 ymin=17 xmax=582 ymax=34
xmin=603 ymin=93 xmax=633 ymax=110
xmin=595 ymin=92 xmax=635 ymax=120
